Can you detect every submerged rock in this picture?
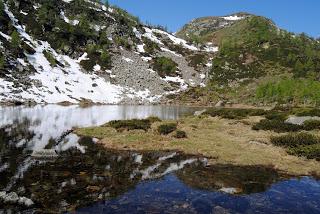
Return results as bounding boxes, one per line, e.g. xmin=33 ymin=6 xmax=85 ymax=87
xmin=0 ymin=191 xmax=34 ymax=207
xmin=31 ymin=149 xmax=58 ymax=159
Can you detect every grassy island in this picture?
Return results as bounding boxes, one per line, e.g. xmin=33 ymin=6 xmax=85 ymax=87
xmin=75 ymin=108 xmax=320 ymax=177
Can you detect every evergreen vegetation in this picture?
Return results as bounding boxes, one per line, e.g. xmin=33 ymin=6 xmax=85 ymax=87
xmin=271 ymin=133 xmax=320 ymax=160
xmin=157 ymin=123 xmax=177 ymax=135
xmin=0 ymin=53 xmax=4 ymax=70
xmin=209 ymin=16 xmax=320 ymax=91
xmin=256 ymin=78 xmax=320 ymax=105
xmin=10 ymin=30 xmax=21 ymax=49
xmin=152 ymin=57 xmax=178 ymax=78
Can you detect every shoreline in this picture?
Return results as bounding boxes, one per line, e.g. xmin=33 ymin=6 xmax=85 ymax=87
xmin=75 ymin=114 xmax=320 ymax=177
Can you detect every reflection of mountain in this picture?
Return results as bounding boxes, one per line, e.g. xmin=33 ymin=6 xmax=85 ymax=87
xmin=1 ymin=136 xmax=200 ymax=212
xmin=177 ymin=164 xmax=281 ymax=195
xmin=0 ymin=105 xmax=200 ymax=151
xmin=0 ymin=121 xmax=32 ymax=190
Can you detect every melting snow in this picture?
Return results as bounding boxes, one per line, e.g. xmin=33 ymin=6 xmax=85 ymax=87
xmin=203 ymin=46 xmax=219 ymax=53
xmin=0 ymin=31 xmax=11 ymax=40
xmin=160 ymin=47 xmax=182 ymax=57
xmin=60 ymin=11 xmax=79 ymax=26
xmin=122 ymin=57 xmax=134 ymax=63
xmin=223 ymin=15 xmax=244 ymax=21
xmin=3 ymin=4 xmax=123 ymax=104
xmin=152 ymin=28 xmax=198 ymax=51
xmin=137 ymin=44 xmax=145 ymax=53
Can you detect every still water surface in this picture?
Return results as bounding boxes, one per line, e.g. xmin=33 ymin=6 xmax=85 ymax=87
xmin=0 ymin=105 xmax=319 ymax=213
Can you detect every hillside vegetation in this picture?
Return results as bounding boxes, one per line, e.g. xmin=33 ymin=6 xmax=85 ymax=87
xmin=175 ymin=15 xmax=320 ymax=106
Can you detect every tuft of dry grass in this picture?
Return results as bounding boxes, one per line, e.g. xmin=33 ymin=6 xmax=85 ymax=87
xmin=75 ymin=116 xmax=320 ymax=176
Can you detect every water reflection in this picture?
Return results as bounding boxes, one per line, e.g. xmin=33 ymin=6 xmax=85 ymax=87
xmin=0 ymin=105 xmax=200 ymax=151
xmin=1 ymin=105 xmax=320 ymax=213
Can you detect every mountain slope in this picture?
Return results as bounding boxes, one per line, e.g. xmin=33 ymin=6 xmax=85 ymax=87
xmin=174 ymin=14 xmax=320 ymax=106
xmin=0 ymin=0 xmax=217 ymax=105
xmin=176 ymin=12 xmax=251 ymax=45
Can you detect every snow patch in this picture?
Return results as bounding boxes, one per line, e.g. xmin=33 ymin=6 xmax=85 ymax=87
xmin=223 ymin=15 xmax=244 ymax=21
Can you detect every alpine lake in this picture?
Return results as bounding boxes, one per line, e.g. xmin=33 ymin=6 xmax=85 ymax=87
xmin=0 ymin=105 xmax=319 ymax=213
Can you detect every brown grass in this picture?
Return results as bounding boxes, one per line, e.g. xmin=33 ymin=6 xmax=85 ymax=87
xmin=75 ymin=116 xmax=320 ymax=176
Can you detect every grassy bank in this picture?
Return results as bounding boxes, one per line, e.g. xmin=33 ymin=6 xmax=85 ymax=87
xmin=75 ymin=109 xmax=320 ymax=177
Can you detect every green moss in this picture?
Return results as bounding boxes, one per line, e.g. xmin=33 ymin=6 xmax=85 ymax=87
xmin=158 ymin=123 xmax=177 ymax=135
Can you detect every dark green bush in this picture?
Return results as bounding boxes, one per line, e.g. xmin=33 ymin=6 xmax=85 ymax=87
xmin=43 ymin=51 xmax=57 ymax=66
xmin=158 ymin=123 xmax=177 ymax=135
xmin=271 ymin=133 xmax=320 ymax=160
xmin=303 ymin=120 xmax=320 ymax=131
xmin=174 ymin=130 xmax=187 ymax=139
xmin=252 ymin=119 xmax=301 ymax=133
xmin=152 ymin=57 xmax=178 ymax=78
xmin=288 ymin=144 xmax=320 ymax=160
xmin=271 ymin=133 xmax=320 ymax=148
xmin=204 ymin=108 xmax=266 ymax=119
xmin=188 ymin=54 xmax=206 ymax=68
xmin=264 ymin=112 xmax=288 ymax=121
xmin=143 ymin=38 xmax=160 ymax=54
xmin=108 ymin=119 xmax=151 ymax=131
xmin=295 ymin=108 xmax=320 ymax=117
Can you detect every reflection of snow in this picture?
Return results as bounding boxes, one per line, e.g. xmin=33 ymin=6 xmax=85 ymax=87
xmin=0 ymin=105 xmax=200 ymax=152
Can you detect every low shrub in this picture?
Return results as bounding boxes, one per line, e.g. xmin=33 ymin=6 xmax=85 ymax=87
xmin=158 ymin=123 xmax=177 ymax=135
xmin=108 ymin=119 xmax=151 ymax=131
xmin=303 ymin=120 xmax=320 ymax=131
xmin=252 ymin=119 xmax=302 ymax=133
xmin=270 ymin=133 xmax=320 ymax=148
xmin=204 ymin=108 xmax=266 ymax=119
xmin=271 ymin=133 xmax=320 ymax=160
xmin=288 ymin=144 xmax=320 ymax=160
xmin=43 ymin=51 xmax=57 ymax=66
xmin=295 ymin=108 xmax=320 ymax=117
xmin=264 ymin=112 xmax=288 ymax=121
xmin=152 ymin=57 xmax=178 ymax=78
xmin=174 ymin=130 xmax=187 ymax=139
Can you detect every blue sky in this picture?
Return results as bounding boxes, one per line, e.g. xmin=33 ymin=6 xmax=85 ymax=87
xmin=107 ymin=0 xmax=319 ymax=38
